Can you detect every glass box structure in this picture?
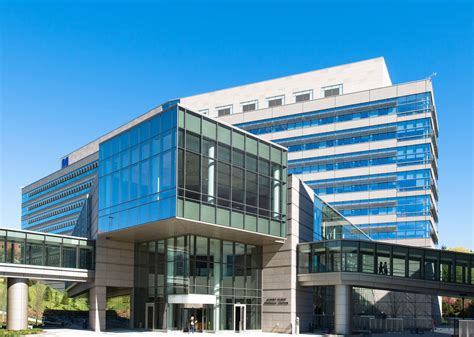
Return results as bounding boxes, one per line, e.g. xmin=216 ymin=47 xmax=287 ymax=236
xmin=95 ymin=103 xmax=287 ymax=331
xmin=98 ymin=104 xmax=288 ymax=238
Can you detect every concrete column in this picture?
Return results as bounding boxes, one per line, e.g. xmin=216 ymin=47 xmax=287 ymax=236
xmin=7 ymin=278 xmax=29 ymax=330
xmin=334 ymin=285 xmax=352 ymax=335
xmin=213 ymin=239 xmax=221 ymax=331
xmin=207 ymin=145 xmax=215 ymax=202
xmin=89 ymin=286 xmax=106 ymax=332
xmin=272 ymin=167 xmax=280 ymax=217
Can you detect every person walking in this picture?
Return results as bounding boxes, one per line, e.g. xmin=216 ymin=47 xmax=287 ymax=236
xmin=189 ymin=315 xmax=197 ymax=334
xmin=378 ymin=261 xmax=383 ymax=274
xmin=383 ymin=261 xmax=389 ymax=275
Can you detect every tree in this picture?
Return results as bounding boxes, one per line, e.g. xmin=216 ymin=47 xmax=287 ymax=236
xmin=31 ymin=282 xmax=46 ymax=325
xmin=61 ymin=293 xmax=69 ymax=307
xmin=43 ymin=286 xmax=52 ymax=302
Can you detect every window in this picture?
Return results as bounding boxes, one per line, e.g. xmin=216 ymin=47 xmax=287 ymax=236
xmin=294 ymin=90 xmax=313 ymax=103
xmin=199 ymin=109 xmax=209 ymax=116
xmin=241 ymin=100 xmax=258 ymax=112
xmin=216 ymin=105 xmax=233 ymax=117
xmin=322 ymin=84 xmax=343 ymax=98
xmin=266 ymin=95 xmax=284 ymax=108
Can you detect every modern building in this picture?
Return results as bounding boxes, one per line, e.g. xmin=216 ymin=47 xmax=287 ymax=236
xmin=180 ymin=57 xmax=438 ymax=248
xmin=14 ymin=57 xmax=461 ymax=334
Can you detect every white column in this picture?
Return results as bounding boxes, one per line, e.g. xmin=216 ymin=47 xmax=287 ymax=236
xmin=213 ymin=239 xmax=221 ymax=332
xmin=334 ymin=285 xmax=352 ymax=335
xmin=272 ymin=168 xmax=280 ymax=217
xmin=7 ymin=278 xmax=28 ymax=330
xmin=207 ymin=145 xmax=215 ymax=202
xmin=89 ymin=286 xmax=106 ymax=332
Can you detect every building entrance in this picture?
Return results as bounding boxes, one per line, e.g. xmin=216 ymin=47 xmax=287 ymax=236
xmin=234 ymin=304 xmax=246 ymax=333
xmin=168 ymin=303 xmax=214 ymax=332
xmin=145 ymin=303 xmax=154 ymax=330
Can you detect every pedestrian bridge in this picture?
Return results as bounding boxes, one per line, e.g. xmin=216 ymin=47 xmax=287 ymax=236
xmin=0 ymin=227 xmax=94 ymax=282
xmin=297 ymin=239 xmax=474 ymax=298
xmin=297 ymin=239 xmax=474 ymax=335
xmin=0 ymin=227 xmax=95 ymax=330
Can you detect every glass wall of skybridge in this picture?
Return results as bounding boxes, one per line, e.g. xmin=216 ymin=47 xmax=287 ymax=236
xmin=0 ymin=228 xmax=94 ymax=270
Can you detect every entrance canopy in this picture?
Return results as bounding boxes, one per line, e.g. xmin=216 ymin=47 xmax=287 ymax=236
xmin=168 ymin=294 xmax=216 ymax=306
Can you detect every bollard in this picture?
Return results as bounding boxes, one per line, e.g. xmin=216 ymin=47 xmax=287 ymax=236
xmin=296 ymin=316 xmax=300 ymax=335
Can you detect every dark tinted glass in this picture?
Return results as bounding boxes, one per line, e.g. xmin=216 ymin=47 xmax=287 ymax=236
xmin=218 ymin=143 xmax=231 ymax=162
xmin=324 ymin=88 xmax=340 ymax=97
xmin=242 ymin=103 xmax=256 ymax=112
xmin=295 ymin=93 xmax=311 ymax=102
xmin=268 ymin=98 xmax=283 ymax=107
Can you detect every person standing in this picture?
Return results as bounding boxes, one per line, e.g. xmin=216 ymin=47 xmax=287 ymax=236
xmin=189 ymin=315 xmax=196 ymax=334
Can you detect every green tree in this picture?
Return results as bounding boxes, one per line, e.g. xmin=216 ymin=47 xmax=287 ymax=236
xmin=43 ymin=287 xmax=52 ymax=302
xmin=60 ymin=293 xmax=69 ymax=307
xmin=31 ymin=282 xmax=46 ymax=325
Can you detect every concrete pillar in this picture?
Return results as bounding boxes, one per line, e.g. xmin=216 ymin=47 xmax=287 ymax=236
xmin=207 ymin=145 xmax=215 ymax=203
xmin=89 ymin=286 xmax=106 ymax=332
xmin=7 ymin=278 xmax=29 ymax=330
xmin=272 ymin=167 xmax=281 ymax=217
xmin=334 ymin=285 xmax=352 ymax=335
xmin=213 ymin=239 xmax=221 ymax=331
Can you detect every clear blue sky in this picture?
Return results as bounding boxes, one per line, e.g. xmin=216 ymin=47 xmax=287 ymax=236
xmin=1 ymin=0 xmax=472 ymax=249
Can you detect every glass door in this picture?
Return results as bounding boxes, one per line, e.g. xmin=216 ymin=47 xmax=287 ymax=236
xmin=233 ymin=304 xmax=246 ymax=333
xmin=145 ymin=303 xmax=154 ymax=330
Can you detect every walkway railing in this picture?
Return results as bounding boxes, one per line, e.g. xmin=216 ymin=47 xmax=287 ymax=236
xmin=298 ymin=239 xmax=474 ymax=286
xmin=0 ymin=227 xmax=94 ymax=270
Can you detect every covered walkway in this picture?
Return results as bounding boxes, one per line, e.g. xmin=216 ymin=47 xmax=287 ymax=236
xmin=297 ymin=239 xmax=474 ymax=334
xmin=0 ymin=228 xmax=95 ymax=330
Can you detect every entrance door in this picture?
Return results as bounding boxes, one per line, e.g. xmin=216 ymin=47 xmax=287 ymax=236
xmin=145 ymin=303 xmax=154 ymax=330
xmin=182 ymin=307 xmax=204 ymax=332
xmin=234 ymin=304 xmax=246 ymax=333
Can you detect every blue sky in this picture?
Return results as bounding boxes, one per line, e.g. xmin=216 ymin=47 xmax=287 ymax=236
xmin=1 ymin=0 xmax=472 ymax=249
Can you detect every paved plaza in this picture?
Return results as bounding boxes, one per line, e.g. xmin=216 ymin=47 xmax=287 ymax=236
xmin=39 ymin=328 xmax=453 ymax=337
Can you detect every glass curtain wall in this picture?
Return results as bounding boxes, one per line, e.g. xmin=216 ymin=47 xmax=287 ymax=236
xmin=0 ymin=229 xmax=94 ymax=269
xmin=134 ymin=235 xmax=262 ymax=331
xmin=176 ymin=107 xmax=287 ymax=237
xmin=98 ymin=106 xmax=178 ymax=232
xmin=298 ymin=239 xmax=474 ymax=286
xmin=314 ymin=194 xmax=370 ymax=241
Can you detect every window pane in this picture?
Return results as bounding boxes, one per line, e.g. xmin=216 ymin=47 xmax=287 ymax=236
xmin=218 ymin=143 xmax=231 ymax=162
xmin=232 ymin=167 xmax=245 ymax=207
xmin=217 ymin=163 xmax=231 ymax=203
xmin=186 ymin=132 xmax=201 ymax=153
xmin=185 ymin=151 xmax=201 ymax=200
xmin=232 ymin=149 xmax=245 ymax=167
xmin=259 ymin=176 xmax=270 ymax=215
xmin=246 ymin=154 xmax=258 ymax=172
xmin=246 ymin=172 xmax=258 ymax=215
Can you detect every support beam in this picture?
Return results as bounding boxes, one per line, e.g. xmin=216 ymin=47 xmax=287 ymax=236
xmin=7 ymin=278 xmax=29 ymax=330
xmin=334 ymin=284 xmax=352 ymax=335
xmin=89 ymin=286 xmax=106 ymax=332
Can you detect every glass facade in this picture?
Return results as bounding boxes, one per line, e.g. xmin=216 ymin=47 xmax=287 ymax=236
xmin=288 ymin=144 xmax=434 ymax=175
xmin=308 ymin=170 xmax=433 ymax=196
xmin=232 ymin=92 xmax=438 ymax=243
xmin=298 ymin=240 xmax=474 ymax=286
xmin=236 ymin=93 xmax=433 ymax=135
xmin=98 ymin=106 xmax=178 ymax=232
xmin=0 ymin=228 xmax=94 ymax=269
xmin=313 ymin=194 xmax=371 ymax=241
xmin=134 ymin=235 xmax=262 ymax=331
xmin=97 ymin=105 xmax=287 ymax=237
xmin=177 ymin=107 xmax=288 ymax=237
xmin=21 ymin=161 xmax=98 ymax=235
